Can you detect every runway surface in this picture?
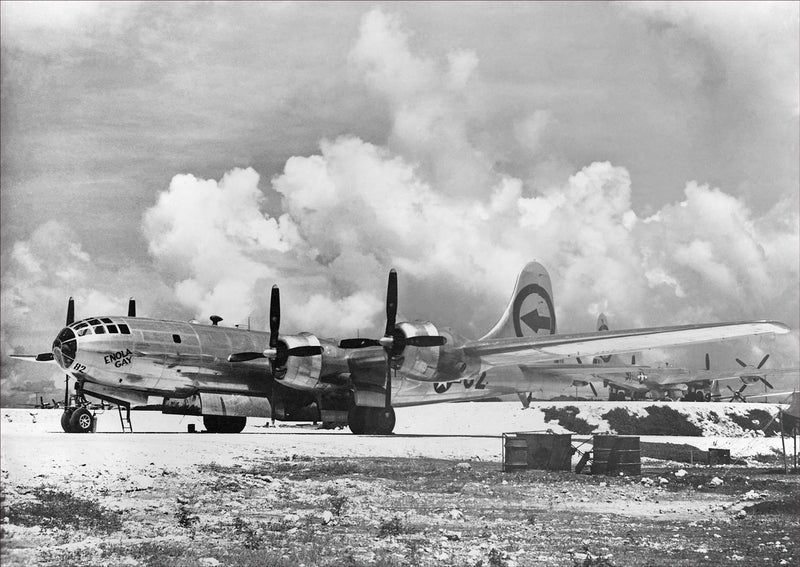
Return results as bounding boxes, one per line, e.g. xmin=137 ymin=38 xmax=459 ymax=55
xmin=1 ymin=402 xmax=789 ymax=487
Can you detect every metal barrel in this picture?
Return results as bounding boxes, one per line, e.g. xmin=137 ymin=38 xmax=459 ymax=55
xmin=503 ymin=434 xmax=529 ymax=471
xmin=591 ymin=435 xmax=641 ymax=476
xmin=503 ymin=433 xmax=573 ymax=471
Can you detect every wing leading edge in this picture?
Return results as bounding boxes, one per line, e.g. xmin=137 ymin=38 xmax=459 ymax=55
xmin=463 ymin=320 xmax=789 ymax=366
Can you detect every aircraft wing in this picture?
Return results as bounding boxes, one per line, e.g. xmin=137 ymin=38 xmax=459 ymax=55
xmin=462 ymin=321 xmax=789 ymax=366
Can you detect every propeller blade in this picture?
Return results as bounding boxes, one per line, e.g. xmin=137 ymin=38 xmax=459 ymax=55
xmin=727 ymin=385 xmax=736 ymax=393
xmin=339 ymin=338 xmax=381 ymax=349
xmin=405 ymin=335 xmax=447 ymax=348
xmin=63 ymin=375 xmax=69 ymax=407
xmin=735 ymin=358 xmax=747 ymax=368
xmin=128 ymin=298 xmax=136 ymax=317
xmin=66 ymin=297 xmax=75 ymax=326
xmin=705 ymin=353 xmax=710 ymax=371
xmin=631 ymin=355 xmax=636 ymax=365
xmin=227 ymin=352 xmax=265 ymax=363
xmin=576 ymin=357 xmax=583 ymax=365
xmin=760 ymin=377 xmax=774 ymax=389
xmin=286 ymin=345 xmax=324 ymax=357
xmin=590 ymin=383 xmax=598 ymax=397
xmin=757 ymin=354 xmax=770 ymax=369
xmin=35 ymin=353 xmax=54 ymax=362
xmin=385 ymin=354 xmax=392 ymax=408
xmin=269 ymin=285 xmax=280 ymax=349
xmin=384 ymin=269 xmax=397 ymax=338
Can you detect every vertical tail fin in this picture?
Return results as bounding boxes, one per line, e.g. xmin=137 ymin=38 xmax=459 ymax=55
xmin=481 ymin=262 xmax=556 ymax=340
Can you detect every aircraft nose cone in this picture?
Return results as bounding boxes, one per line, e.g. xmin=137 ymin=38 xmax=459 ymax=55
xmin=52 ymin=327 xmax=77 ymax=369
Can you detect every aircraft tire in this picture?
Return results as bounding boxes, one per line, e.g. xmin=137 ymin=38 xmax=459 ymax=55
xmin=347 ymin=406 xmax=367 ymax=434
xmin=368 ymin=408 xmax=396 ymax=435
xmin=223 ymin=416 xmax=246 ymax=433
xmin=60 ymin=409 xmax=75 ymax=433
xmin=203 ymin=415 xmax=246 ymax=433
xmin=694 ymin=391 xmax=706 ymax=402
xmin=69 ymin=408 xmax=94 ymax=433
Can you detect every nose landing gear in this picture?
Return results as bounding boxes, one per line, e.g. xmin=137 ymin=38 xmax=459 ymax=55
xmin=60 ymin=403 xmax=95 ymax=433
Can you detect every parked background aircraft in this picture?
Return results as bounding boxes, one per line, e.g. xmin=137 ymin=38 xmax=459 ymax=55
xmin=573 ymin=314 xmax=799 ymax=402
xmin=11 ymin=262 xmax=789 ymax=434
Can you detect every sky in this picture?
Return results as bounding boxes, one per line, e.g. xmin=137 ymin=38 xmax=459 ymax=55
xmin=1 ymin=1 xmax=798 ymax=406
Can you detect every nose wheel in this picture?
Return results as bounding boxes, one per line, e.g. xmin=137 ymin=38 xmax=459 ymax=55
xmin=60 ymin=407 xmax=94 ymax=433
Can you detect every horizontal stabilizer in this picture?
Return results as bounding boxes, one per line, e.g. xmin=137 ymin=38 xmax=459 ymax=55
xmin=10 ymin=353 xmax=55 ymax=364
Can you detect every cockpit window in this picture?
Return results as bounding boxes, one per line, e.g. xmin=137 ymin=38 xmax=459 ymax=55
xmin=68 ymin=317 xmax=131 ymax=335
xmin=53 ymin=327 xmax=77 ymax=368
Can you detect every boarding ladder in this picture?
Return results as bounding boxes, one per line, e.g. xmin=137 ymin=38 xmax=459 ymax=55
xmin=118 ymin=403 xmax=133 ymax=433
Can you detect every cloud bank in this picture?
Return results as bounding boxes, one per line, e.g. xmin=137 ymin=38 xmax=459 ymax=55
xmin=2 ymin=7 xmax=797 ymax=404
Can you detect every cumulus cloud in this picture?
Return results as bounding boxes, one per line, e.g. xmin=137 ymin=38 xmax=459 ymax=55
xmin=619 ymin=1 xmax=800 ymax=114
xmin=138 ymin=8 xmax=797 ymax=359
xmin=4 ymin=7 xmax=797 ymax=404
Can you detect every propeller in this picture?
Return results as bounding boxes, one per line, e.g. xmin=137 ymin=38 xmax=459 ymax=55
xmin=736 ymin=354 xmax=770 ymax=370
xmin=338 ymin=269 xmax=446 ymax=408
xmin=727 ymin=384 xmax=748 ymax=402
xmin=128 ymin=298 xmax=136 ymax=317
xmin=705 ymin=353 xmax=710 ymax=371
xmin=227 ymin=285 xmax=323 ymax=365
xmin=735 ymin=354 xmax=774 ymax=389
xmin=64 ymin=297 xmax=74 ymax=406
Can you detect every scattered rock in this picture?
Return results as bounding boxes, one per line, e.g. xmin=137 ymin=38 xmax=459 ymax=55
xmin=448 ymin=509 xmax=464 ymax=520
xmin=674 ymin=469 xmax=687 ymax=478
xmin=708 ymin=477 xmax=724 ymax=488
xmin=454 ymin=462 xmax=472 ymax=471
xmin=198 ymin=558 xmax=220 ymax=567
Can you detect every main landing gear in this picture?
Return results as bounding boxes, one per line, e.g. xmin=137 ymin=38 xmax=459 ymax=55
xmin=203 ymin=415 xmax=247 ymax=433
xmin=347 ymin=406 xmax=396 ymax=435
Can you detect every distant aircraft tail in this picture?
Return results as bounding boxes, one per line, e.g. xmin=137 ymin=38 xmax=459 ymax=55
xmin=481 ymin=261 xmax=557 ymax=340
xmin=593 ymin=314 xmax=638 ymax=366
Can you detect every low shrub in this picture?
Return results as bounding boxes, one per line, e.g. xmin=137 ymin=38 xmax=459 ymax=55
xmin=602 ymin=406 xmax=702 ymax=436
xmin=2 ymin=486 xmax=122 ymax=533
xmin=542 ymin=406 xmax=597 ymax=434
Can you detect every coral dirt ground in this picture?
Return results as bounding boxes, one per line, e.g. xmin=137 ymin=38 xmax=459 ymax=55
xmin=1 ymin=456 xmax=798 ymax=567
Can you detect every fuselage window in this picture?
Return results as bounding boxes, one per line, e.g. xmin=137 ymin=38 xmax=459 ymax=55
xmin=118 ymin=324 xmax=131 ymax=335
xmin=76 ymin=327 xmax=92 ymax=337
xmin=172 ymin=334 xmax=181 ymax=343
xmin=101 ymin=317 xmax=113 ymax=324
xmin=107 ymin=324 xmax=118 ymax=334
xmin=94 ymin=326 xmax=106 ymax=334
xmin=73 ymin=321 xmax=89 ymax=330
xmin=88 ymin=319 xmax=101 ymax=326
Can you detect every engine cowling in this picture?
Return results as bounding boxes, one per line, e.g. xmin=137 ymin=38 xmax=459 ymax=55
xmin=274 ymin=333 xmax=323 ymax=390
xmin=393 ymin=321 xmax=442 ymax=382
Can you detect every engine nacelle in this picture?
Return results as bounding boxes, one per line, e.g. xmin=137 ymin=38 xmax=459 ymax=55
xmin=274 ymin=333 xmax=323 ymax=390
xmin=394 ymin=321 xmax=442 ymax=382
